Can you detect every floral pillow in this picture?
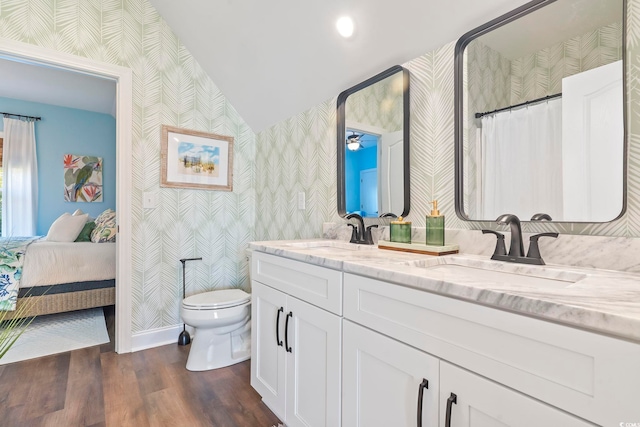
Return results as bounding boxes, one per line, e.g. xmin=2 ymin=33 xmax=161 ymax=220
xmin=91 ymin=209 xmax=117 ymax=243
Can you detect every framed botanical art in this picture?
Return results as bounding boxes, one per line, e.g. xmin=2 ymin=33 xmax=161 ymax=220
xmin=64 ymin=154 xmax=103 ymax=202
xmin=161 ymin=125 xmax=234 ymax=191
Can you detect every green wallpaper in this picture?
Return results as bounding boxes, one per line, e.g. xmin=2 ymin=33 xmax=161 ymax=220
xmin=255 ymin=100 xmax=341 ymax=241
xmin=345 ymin=73 xmax=404 ymax=133
xmin=463 ymin=40 xmax=511 ymax=218
xmin=0 ymin=0 xmax=256 ymax=333
xmin=256 ymin=0 xmax=640 ymax=239
xmin=511 ymin=22 xmax=623 ymax=104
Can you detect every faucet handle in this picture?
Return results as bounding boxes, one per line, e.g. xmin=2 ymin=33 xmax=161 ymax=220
xmin=364 ymin=224 xmax=379 ymax=245
xmin=347 ymin=223 xmax=360 ymax=243
xmin=531 ymin=213 xmax=552 ymax=221
xmin=482 ymin=229 xmax=506 ymax=257
xmin=526 ymin=232 xmax=559 ymax=262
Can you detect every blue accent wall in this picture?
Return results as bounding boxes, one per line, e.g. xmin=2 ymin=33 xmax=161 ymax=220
xmin=0 ymin=97 xmax=116 ymax=235
xmin=345 ymin=145 xmax=377 ymax=214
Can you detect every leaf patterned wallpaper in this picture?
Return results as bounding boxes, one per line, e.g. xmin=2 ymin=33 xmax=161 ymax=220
xmin=0 ymin=0 xmax=255 ymax=333
xmin=345 ymin=73 xmax=404 ymax=133
xmin=463 ymin=40 xmax=512 ymax=218
xmin=256 ymin=0 xmax=640 ymax=240
xmin=510 ymin=22 xmax=623 ymax=105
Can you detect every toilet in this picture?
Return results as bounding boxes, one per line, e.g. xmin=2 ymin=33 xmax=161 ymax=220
xmin=180 ymin=288 xmax=251 ymax=372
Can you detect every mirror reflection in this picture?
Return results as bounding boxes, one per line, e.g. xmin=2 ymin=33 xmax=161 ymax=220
xmin=456 ymin=0 xmax=625 ymax=222
xmin=337 ymin=66 xmax=410 ymax=218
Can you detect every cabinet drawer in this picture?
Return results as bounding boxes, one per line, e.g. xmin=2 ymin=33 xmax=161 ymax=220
xmin=344 ymin=273 xmax=640 ymax=425
xmin=252 ymin=251 xmax=343 ymax=315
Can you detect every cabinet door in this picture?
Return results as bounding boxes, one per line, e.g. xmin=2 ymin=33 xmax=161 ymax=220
xmin=439 ymin=362 xmax=595 ymax=427
xmin=285 ymin=295 xmax=342 ymax=427
xmin=342 ymin=320 xmax=439 ymax=427
xmin=251 ymin=281 xmax=287 ymax=419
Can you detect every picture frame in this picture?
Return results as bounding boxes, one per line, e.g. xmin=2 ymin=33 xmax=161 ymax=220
xmin=161 ymin=125 xmax=234 ymax=191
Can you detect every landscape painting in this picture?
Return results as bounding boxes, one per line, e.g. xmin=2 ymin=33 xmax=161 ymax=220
xmin=177 ymin=142 xmax=220 ymax=177
xmin=161 ymin=125 xmax=234 ymax=191
xmin=64 ymin=154 xmax=103 ymax=202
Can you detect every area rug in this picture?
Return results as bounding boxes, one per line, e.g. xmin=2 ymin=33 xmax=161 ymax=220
xmin=0 ymin=308 xmax=109 ymax=365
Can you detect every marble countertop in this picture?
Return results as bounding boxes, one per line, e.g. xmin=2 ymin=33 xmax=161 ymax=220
xmin=249 ymin=239 xmax=640 ymax=343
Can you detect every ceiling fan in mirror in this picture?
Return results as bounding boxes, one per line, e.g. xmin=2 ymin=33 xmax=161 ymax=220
xmin=346 ymin=131 xmax=363 ymax=151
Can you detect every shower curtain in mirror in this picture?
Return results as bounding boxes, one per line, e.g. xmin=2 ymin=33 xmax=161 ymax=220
xmin=479 ymin=98 xmax=563 ymax=220
xmin=1 ymin=117 xmax=38 ymax=237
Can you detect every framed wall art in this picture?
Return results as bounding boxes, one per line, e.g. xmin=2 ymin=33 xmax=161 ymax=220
xmin=64 ymin=154 xmax=103 ymax=202
xmin=161 ymin=125 xmax=234 ymax=191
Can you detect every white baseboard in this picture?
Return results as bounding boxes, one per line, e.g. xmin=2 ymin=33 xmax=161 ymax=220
xmin=131 ymin=324 xmax=195 ymax=352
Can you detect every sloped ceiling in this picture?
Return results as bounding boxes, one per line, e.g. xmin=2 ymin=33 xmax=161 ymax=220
xmin=149 ymin=0 xmax=530 ymax=133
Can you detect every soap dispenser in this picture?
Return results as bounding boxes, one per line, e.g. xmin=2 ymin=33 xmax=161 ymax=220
xmin=426 ymin=200 xmax=445 ymax=246
xmin=390 ymin=216 xmax=411 ymax=243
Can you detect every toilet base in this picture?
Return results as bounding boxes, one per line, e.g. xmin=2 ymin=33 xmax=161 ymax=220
xmin=185 ymin=319 xmax=251 ymax=372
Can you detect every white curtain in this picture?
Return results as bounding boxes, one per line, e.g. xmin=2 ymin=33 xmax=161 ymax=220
xmin=2 ymin=117 xmax=38 ymax=236
xmin=480 ymin=98 xmax=563 ymax=220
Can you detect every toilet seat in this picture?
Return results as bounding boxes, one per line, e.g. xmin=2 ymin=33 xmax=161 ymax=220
xmin=182 ymin=289 xmax=250 ymax=310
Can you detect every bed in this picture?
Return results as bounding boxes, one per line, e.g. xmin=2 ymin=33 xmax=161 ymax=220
xmin=4 ymin=239 xmax=116 ymax=320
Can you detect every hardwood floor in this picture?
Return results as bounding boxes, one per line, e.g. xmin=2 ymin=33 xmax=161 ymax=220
xmin=0 ymin=307 xmax=281 ymax=427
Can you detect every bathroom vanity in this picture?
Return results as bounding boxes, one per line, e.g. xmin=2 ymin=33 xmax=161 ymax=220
xmin=250 ymin=239 xmax=640 ymax=427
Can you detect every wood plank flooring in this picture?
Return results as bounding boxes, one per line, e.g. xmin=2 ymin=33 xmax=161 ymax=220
xmin=0 ymin=307 xmax=281 ymax=427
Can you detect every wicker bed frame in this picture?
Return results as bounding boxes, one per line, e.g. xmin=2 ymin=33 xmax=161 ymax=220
xmin=5 ymin=282 xmax=115 ymax=320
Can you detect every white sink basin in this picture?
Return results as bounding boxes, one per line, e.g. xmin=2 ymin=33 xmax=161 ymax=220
xmin=407 ymin=257 xmax=586 ymax=288
xmin=285 ymin=240 xmax=375 ymax=251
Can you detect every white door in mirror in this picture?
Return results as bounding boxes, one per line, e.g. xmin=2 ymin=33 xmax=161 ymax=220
xmin=562 ymin=60 xmax=623 ymax=222
xmin=380 ymin=130 xmax=404 ymax=215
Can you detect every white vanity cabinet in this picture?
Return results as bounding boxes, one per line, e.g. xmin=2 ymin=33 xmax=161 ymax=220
xmin=342 ymin=319 xmax=592 ymax=427
xmin=343 ymin=272 xmax=640 ymax=426
xmin=342 ymin=320 xmax=439 ymax=427
xmin=251 ymin=252 xmax=342 ymax=427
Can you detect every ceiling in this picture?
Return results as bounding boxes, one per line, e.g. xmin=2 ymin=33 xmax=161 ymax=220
xmin=149 ymin=0 xmax=530 ymax=132
xmin=0 ymin=58 xmax=116 ymax=117
xmin=0 ymin=1 xmax=537 ymax=131
xmin=480 ymin=0 xmax=621 ymax=60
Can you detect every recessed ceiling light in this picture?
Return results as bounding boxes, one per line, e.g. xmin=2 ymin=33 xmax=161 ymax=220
xmin=336 ymin=16 xmax=354 ymax=38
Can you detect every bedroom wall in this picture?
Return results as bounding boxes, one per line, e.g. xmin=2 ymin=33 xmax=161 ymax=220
xmin=0 ymin=96 xmax=116 ymax=235
xmin=0 ymin=0 xmax=256 ymax=336
xmin=255 ymin=0 xmax=640 ymax=239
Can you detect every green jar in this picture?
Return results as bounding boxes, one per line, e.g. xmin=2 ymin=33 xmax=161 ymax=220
xmin=390 ymin=217 xmax=412 ymax=243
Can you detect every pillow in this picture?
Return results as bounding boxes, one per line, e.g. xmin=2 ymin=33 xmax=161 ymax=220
xmin=91 ymin=209 xmax=117 ymax=243
xmin=46 ymin=213 xmax=89 ymax=242
xmin=74 ymin=221 xmax=96 ymax=242
xmin=72 ymin=208 xmax=94 ymax=222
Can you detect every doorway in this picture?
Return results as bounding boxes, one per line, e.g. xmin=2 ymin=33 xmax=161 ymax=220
xmin=0 ymin=38 xmax=133 ymax=352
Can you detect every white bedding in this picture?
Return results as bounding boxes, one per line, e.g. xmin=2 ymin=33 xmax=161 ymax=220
xmin=20 ymin=240 xmax=116 ymax=287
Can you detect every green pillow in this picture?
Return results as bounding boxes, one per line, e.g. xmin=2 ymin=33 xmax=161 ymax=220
xmin=74 ymin=221 xmax=96 ymax=242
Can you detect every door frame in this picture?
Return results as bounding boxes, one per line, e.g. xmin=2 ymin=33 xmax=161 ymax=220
xmin=0 ymin=38 xmax=133 ymax=353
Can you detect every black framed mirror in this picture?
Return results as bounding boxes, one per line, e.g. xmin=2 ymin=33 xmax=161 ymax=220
xmin=337 ymin=65 xmax=410 ymax=218
xmin=454 ymin=0 xmax=626 ymax=223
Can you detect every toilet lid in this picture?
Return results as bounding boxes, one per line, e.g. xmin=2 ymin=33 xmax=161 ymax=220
xmin=182 ymin=289 xmax=251 ymax=309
